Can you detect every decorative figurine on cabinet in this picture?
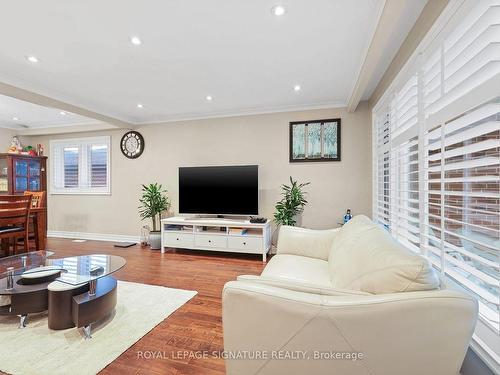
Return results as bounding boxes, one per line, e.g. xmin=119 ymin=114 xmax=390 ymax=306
xmin=7 ymin=136 xmax=22 ymax=154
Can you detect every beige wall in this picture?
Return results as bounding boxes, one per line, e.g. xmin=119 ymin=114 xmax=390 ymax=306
xmin=27 ymin=103 xmax=372 ymax=236
xmin=0 ymin=128 xmax=16 ymax=150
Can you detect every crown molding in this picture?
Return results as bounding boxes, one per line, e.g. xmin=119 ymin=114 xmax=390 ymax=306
xmin=136 ymin=101 xmax=347 ymax=126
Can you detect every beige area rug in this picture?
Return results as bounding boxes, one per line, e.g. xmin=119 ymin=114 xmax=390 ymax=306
xmin=0 ymin=281 xmax=197 ymax=375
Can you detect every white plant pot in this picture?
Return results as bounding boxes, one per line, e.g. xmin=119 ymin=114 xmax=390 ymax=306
xmin=149 ymin=231 xmax=162 ymax=250
xmin=293 ymin=213 xmax=303 ymax=227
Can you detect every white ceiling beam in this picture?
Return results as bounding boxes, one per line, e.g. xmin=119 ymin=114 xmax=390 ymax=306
xmin=347 ymin=0 xmax=423 ymax=113
xmin=0 ymin=81 xmax=133 ymax=129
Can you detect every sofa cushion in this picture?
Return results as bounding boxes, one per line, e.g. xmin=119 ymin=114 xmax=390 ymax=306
xmin=277 ymin=226 xmax=339 ymax=260
xmin=328 ymin=215 xmax=440 ymax=294
xmin=329 ymin=215 xmax=374 ymax=256
xmin=262 ymin=254 xmax=332 ymax=287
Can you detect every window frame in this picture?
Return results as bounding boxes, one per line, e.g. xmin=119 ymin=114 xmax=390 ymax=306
xmin=50 ymin=136 xmax=111 ymax=195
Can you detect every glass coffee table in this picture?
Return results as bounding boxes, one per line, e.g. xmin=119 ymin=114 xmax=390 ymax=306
xmin=0 ymin=251 xmax=126 ymax=338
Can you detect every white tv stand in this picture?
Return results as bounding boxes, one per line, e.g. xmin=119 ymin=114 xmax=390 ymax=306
xmin=161 ymin=216 xmax=271 ymax=262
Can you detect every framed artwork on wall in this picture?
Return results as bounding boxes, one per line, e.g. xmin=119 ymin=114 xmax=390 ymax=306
xmin=289 ymin=118 xmax=341 ymax=162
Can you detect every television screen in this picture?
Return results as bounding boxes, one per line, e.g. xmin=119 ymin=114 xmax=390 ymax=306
xmin=179 ymin=165 xmax=258 ymax=215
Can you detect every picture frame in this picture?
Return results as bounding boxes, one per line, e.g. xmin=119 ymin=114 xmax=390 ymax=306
xmin=289 ymin=118 xmax=341 ymax=162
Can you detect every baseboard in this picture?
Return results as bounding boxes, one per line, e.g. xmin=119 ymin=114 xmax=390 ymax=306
xmin=47 ymin=230 xmax=140 ymax=244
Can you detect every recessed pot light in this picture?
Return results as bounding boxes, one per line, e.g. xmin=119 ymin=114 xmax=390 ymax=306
xmin=206 ymin=95 xmax=213 ymax=101
xmin=294 ymin=84 xmax=301 ymax=92
xmin=271 ymin=5 xmax=286 ymax=16
xmin=60 ymin=111 xmax=67 ymax=115
xmin=137 ymin=103 xmax=144 ymax=108
xmin=26 ymin=56 xmax=39 ymax=63
xmin=12 ymin=117 xmax=19 ymax=121
xmin=130 ymin=36 xmax=142 ymax=45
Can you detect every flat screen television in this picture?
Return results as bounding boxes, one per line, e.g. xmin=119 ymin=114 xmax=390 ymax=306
xmin=179 ymin=165 xmax=258 ymax=215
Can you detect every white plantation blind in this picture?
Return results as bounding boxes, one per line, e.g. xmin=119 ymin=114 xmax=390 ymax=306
xmin=424 ymin=99 xmax=500 ymax=328
xmin=373 ymin=0 xmax=499 ymax=364
xmin=392 ymin=75 xmax=419 ymax=142
xmin=425 ymin=1 xmax=500 ymax=117
xmin=374 ymin=111 xmax=391 ymax=228
xmin=90 ymin=144 xmax=108 ymax=187
xmin=63 ymin=146 xmax=79 ymax=188
xmin=51 ymin=136 xmax=111 ymax=194
xmin=393 ymin=136 xmax=420 ymax=252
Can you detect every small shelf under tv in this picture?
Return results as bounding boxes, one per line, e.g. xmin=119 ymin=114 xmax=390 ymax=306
xmin=195 ymin=226 xmax=228 ymax=236
xmin=162 ymin=224 xmax=194 ymax=234
xmin=227 ymin=227 xmax=263 ymax=237
xmin=161 ymin=217 xmax=271 ymax=262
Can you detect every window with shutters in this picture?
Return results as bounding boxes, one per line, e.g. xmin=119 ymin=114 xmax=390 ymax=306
xmin=372 ymin=0 xmax=499 ymax=364
xmin=51 ymin=136 xmax=111 ymax=194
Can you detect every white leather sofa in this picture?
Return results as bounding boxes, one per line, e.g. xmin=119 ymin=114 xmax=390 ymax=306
xmin=222 ymin=215 xmax=478 ymax=375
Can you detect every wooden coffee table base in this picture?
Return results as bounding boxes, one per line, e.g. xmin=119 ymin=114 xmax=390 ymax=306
xmin=0 ymin=272 xmax=61 ymax=328
xmin=48 ymin=276 xmax=118 ymax=339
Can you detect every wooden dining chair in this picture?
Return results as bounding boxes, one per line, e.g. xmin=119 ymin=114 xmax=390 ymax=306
xmin=0 ymin=195 xmax=32 ymax=256
xmin=24 ymin=191 xmax=45 ymax=209
xmin=24 ymin=191 xmax=46 ymax=251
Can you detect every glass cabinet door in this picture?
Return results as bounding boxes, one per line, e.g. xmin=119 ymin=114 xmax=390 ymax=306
xmin=29 ymin=178 xmax=40 ymax=190
xmin=0 ymin=158 xmax=7 ymax=193
xmin=29 ymin=160 xmax=40 ymax=176
xmin=14 ymin=159 xmax=30 ymax=192
xmin=28 ymin=160 xmax=41 ymax=191
xmin=15 ymin=160 xmax=28 ymax=176
xmin=15 ymin=177 xmax=28 ymax=191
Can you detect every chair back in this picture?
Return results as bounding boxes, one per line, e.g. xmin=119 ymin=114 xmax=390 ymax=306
xmin=0 ymin=195 xmax=32 ymax=228
xmin=24 ymin=191 xmax=46 ymax=208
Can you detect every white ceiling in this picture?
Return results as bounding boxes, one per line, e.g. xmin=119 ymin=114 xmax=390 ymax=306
xmin=0 ymin=0 xmax=426 ymax=128
xmin=0 ymin=94 xmax=100 ymax=129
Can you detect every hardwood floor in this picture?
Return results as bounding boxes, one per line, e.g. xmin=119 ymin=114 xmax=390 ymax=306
xmin=15 ymin=238 xmax=267 ymax=375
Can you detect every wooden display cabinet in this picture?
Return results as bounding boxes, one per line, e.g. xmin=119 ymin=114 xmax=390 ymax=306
xmin=0 ymin=153 xmax=47 ymax=195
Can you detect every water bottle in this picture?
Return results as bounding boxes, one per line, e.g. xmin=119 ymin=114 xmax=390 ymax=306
xmin=343 ymin=209 xmax=353 ymax=224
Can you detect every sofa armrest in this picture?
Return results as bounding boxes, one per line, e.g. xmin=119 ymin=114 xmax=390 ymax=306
xmin=222 ymin=281 xmax=477 ymax=375
xmin=236 ymin=275 xmax=370 ymax=296
xmin=276 ymin=226 xmax=340 ymax=260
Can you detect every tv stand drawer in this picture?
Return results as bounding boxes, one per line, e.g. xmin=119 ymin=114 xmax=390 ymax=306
xmin=195 ymin=235 xmax=227 ymax=248
xmin=228 ymin=236 xmax=262 ymax=251
xmin=163 ymin=232 xmax=194 ymax=248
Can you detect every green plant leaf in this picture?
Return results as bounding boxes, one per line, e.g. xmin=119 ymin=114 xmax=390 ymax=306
xmin=138 ymin=183 xmax=170 ymax=231
xmin=273 ymin=176 xmax=309 ymax=227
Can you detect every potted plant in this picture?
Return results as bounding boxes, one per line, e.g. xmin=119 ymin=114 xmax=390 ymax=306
xmin=139 ymin=183 xmax=170 ymax=250
xmin=274 ymin=177 xmax=310 ymax=227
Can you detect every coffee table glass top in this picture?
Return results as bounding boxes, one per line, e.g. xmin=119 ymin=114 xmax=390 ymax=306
xmin=0 ymin=251 xmax=126 ymax=286
xmin=47 ymin=254 xmax=126 ymax=285
xmin=0 ymin=251 xmax=55 ymax=277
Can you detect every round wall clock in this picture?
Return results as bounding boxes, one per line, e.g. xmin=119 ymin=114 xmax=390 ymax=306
xmin=120 ymin=131 xmax=145 ymax=159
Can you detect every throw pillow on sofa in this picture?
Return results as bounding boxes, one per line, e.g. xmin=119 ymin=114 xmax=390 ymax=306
xmin=328 ymin=215 xmax=440 ymax=294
